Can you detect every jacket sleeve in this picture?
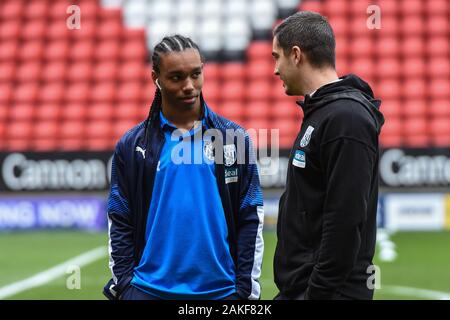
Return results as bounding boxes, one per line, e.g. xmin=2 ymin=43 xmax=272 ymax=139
xmin=305 ymin=112 xmax=377 ymax=300
xmin=103 ymin=141 xmax=135 ymax=300
xmin=235 ymin=132 xmax=264 ymax=300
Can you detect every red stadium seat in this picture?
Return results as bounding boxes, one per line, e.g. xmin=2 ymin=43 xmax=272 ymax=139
xmin=429 ymin=79 xmax=449 ymax=99
xmin=0 ymin=20 xmax=21 ymax=40
xmin=426 ymin=15 xmax=448 ymax=36
xmin=39 ymin=83 xmax=65 ymax=103
xmin=0 ymin=62 xmax=15 ymax=82
xmin=245 ymin=102 xmax=271 ymax=119
xmin=246 ymin=80 xmax=272 ymax=101
xmin=47 ymin=20 xmax=71 ymax=39
xmin=349 ymin=0 xmax=373 ymax=16
xmin=350 ymin=58 xmax=374 ymax=80
xmin=70 ymin=40 xmax=95 ymax=61
xmin=50 ymin=0 xmax=73 ymax=19
xmin=78 ymin=0 xmax=99 ymax=20
xmin=96 ymin=40 xmax=120 ymax=61
xmin=400 ymin=15 xmax=425 ymax=36
xmin=19 ymin=41 xmax=44 ymax=61
xmin=112 ymin=120 xmax=138 ymax=140
xmin=60 ymin=139 xmax=85 ymax=151
xmin=335 ymin=36 xmax=349 ymax=60
xmin=380 ymin=134 xmax=403 ymax=148
xmin=118 ymin=62 xmax=144 ymax=81
xmin=5 ymin=139 xmax=31 ymax=151
xmin=7 ymin=121 xmax=33 ymax=139
xmin=33 ymin=139 xmax=59 ymax=152
xmin=430 ymin=117 xmax=450 ymax=136
xmin=42 ymin=61 xmax=67 ymax=82
xmin=91 ymin=82 xmax=117 ymax=103
xmin=328 ymin=16 xmax=349 ymax=38
xmin=375 ymin=79 xmax=401 ymax=100
xmin=376 ymin=58 xmax=400 ymax=79
xmin=36 ymin=104 xmax=61 ymax=121
xmin=425 ymin=0 xmax=448 ymax=15
xmin=45 ymin=41 xmax=69 ymax=61
xmin=13 ymin=83 xmax=39 ymax=103
xmin=404 ymin=117 xmax=427 ymax=136
xmin=21 ymin=20 xmax=47 ymax=40
xmin=121 ymin=40 xmax=147 ymax=61
xmin=16 ymin=62 xmax=42 ymax=82
xmin=86 ymin=120 xmax=112 ymax=138
xmin=402 ymin=100 xmax=427 ymax=117
xmin=246 ymin=60 xmax=273 ymax=80
xmin=0 ymin=105 xmax=8 ymax=121
xmin=299 ymin=0 xmax=323 ymax=13
xmin=430 ymin=134 xmax=450 ymax=147
xmin=380 ymin=116 xmax=402 ymax=136
xmin=0 ymin=84 xmax=13 ymax=103
xmin=60 ymin=121 xmax=85 ymax=139
xmin=65 ymin=83 xmax=91 ymax=103
xmin=402 ymin=79 xmax=427 ymax=99
xmin=402 ymin=58 xmax=426 ymax=78
xmin=115 ymin=103 xmax=141 ymax=120
xmin=34 ymin=121 xmax=59 ymax=139
xmin=376 ymin=36 xmax=399 ymax=58
xmin=377 ymin=0 xmax=400 ymax=16
xmin=221 ymin=63 xmax=246 ymax=81
xmin=98 ymin=20 xmax=123 ymax=40
xmin=324 ymin=0 xmax=349 ymax=17
xmin=122 ymin=28 xmax=146 ymax=42
xmin=401 ymin=36 xmax=425 ymax=58
xmin=202 ymin=80 xmax=220 ymax=102
xmin=9 ymin=104 xmax=35 ymax=121
xmin=400 ymin=0 xmax=423 ymax=15
xmin=378 ymin=15 xmax=399 ymax=37
xmin=427 ymin=36 xmax=449 ymax=57
xmin=217 ymin=102 xmax=244 ymax=120
xmin=86 ymin=138 xmax=114 ymax=151
xmin=0 ymin=40 xmax=19 ymax=61
xmin=430 ymin=99 xmax=450 ymax=117
xmin=203 ymin=63 xmax=220 ymax=81
xmin=67 ymin=62 xmax=93 ymax=82
xmin=220 ymin=80 xmax=245 ymax=102
xmin=246 ymin=41 xmax=272 ymax=61
xmin=24 ymin=0 xmax=49 ymax=20
xmin=428 ymin=57 xmax=450 ymax=78
xmin=404 ymin=134 xmax=430 ymax=147
xmin=379 ymin=99 xmax=401 ymax=118
xmin=94 ymin=62 xmax=119 ymax=81
xmin=350 ymin=36 xmax=374 ymax=58
xmin=0 ymin=1 xmax=24 ymax=20
xmin=117 ymin=82 xmax=143 ymax=102
xmin=71 ymin=20 xmax=97 ymax=40
xmin=62 ymin=103 xmax=87 ymax=120
xmin=272 ymin=101 xmax=301 ymax=119
xmin=88 ymin=103 xmax=113 ymax=120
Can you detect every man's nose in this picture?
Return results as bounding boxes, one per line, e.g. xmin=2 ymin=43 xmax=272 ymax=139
xmin=274 ymin=68 xmax=279 ymax=76
xmin=183 ymin=79 xmax=195 ymax=92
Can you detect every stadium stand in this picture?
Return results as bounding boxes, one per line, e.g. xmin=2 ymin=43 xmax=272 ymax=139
xmin=0 ymin=0 xmax=448 ymax=150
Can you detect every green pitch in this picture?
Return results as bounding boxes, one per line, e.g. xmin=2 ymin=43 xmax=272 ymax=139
xmin=1 ymin=231 xmax=449 ymax=300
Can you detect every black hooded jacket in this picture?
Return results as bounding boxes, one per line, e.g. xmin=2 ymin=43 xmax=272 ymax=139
xmin=274 ymin=74 xmax=384 ymax=300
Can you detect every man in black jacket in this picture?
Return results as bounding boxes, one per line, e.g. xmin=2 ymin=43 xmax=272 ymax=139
xmin=271 ymin=11 xmax=384 ymax=300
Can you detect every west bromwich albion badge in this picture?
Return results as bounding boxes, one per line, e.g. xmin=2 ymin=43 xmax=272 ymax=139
xmin=300 ymin=125 xmax=315 ymax=147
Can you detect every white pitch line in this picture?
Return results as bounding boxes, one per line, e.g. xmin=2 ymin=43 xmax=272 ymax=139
xmin=0 ymin=246 xmax=108 ymax=300
xmin=382 ymin=285 xmax=450 ymax=300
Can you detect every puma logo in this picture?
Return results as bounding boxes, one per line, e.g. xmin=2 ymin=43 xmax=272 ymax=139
xmin=135 ymin=146 xmax=146 ymax=159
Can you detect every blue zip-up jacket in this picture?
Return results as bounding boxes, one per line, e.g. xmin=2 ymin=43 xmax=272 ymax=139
xmin=103 ymin=99 xmax=264 ymax=300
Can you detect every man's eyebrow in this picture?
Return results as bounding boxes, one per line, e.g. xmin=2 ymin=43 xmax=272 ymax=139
xmin=167 ymin=67 xmax=202 ymax=75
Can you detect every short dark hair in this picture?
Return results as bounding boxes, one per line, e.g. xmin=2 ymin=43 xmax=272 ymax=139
xmin=273 ymin=11 xmax=336 ymax=69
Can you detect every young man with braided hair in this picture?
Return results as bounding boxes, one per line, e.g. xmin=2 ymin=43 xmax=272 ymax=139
xmin=103 ymin=35 xmax=264 ymax=300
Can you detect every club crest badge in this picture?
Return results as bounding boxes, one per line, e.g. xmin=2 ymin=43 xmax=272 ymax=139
xmin=203 ymin=140 xmax=215 ymax=161
xmin=224 ymin=144 xmax=236 ymax=167
xmin=300 ymin=125 xmax=315 ymax=147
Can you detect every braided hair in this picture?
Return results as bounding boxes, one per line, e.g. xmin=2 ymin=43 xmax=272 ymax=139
xmin=144 ymin=35 xmax=204 ymax=137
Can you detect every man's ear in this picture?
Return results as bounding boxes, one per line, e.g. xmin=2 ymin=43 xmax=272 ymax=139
xmin=291 ymin=46 xmax=302 ymax=65
xmin=151 ymin=70 xmax=158 ymax=85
